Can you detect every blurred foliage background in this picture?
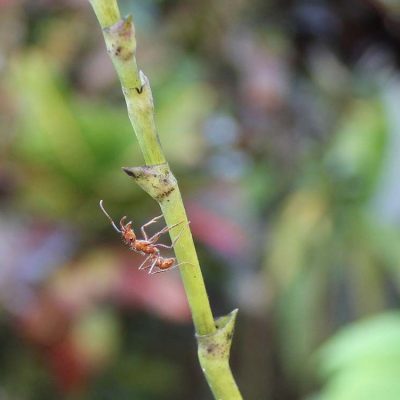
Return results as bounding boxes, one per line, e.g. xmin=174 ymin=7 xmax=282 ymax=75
xmin=1 ymin=0 xmax=400 ymax=399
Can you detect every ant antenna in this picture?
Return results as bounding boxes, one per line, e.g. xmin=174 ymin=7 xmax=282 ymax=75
xmin=99 ymin=200 xmax=122 ymax=233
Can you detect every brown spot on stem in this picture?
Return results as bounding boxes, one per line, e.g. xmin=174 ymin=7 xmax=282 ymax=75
xmin=155 ymin=187 xmax=175 ymax=202
xmin=120 ymin=49 xmax=134 ymax=61
xmin=206 ymin=343 xmax=216 ymax=354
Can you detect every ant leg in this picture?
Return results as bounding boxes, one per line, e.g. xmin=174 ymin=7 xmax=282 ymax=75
xmin=138 ymin=255 xmax=152 ymax=270
xmin=140 ymin=215 xmax=163 ymax=240
xmin=148 ymin=220 xmax=185 ymax=244
xmin=147 ymin=258 xmax=160 ymax=275
xmin=155 ymin=225 xmax=186 ymax=250
xmin=147 ymin=226 xmax=173 ymax=243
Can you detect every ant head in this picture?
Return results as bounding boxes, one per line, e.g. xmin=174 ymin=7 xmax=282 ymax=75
xmin=120 ymin=216 xmax=136 ymax=243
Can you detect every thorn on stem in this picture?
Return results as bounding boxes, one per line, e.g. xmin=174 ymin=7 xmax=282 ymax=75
xmin=122 ymin=167 xmax=136 ymax=177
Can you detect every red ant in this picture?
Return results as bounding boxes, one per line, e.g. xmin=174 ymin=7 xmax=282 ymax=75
xmin=99 ymin=200 xmax=186 ymax=274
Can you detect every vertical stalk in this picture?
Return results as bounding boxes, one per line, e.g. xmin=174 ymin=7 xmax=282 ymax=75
xmin=88 ymin=1 xmax=242 ymax=398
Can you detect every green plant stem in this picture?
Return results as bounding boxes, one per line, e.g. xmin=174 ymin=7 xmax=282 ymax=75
xmin=89 ymin=1 xmax=242 ymax=398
